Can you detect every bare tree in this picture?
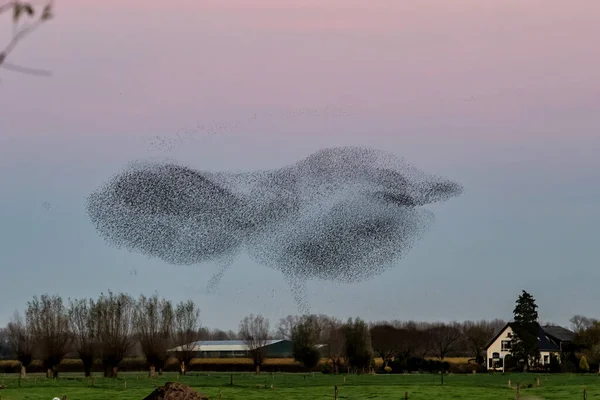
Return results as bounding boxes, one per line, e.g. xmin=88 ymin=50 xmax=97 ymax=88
xmin=397 ymin=324 xmax=426 ymax=361
xmin=171 ymin=300 xmax=201 ymax=375
xmin=68 ymin=298 xmax=98 ymax=377
xmin=309 ymin=314 xmax=331 ymax=338
xmin=276 ymin=315 xmax=301 ymax=340
xmin=226 ymin=329 xmax=239 ymax=340
xmin=26 ymin=294 xmax=71 ymax=378
xmin=571 ymin=316 xmax=600 ymax=364
xmin=0 ymin=0 xmax=54 ymax=77
xmin=429 ymin=322 xmax=463 ymax=362
xmin=239 ymin=314 xmax=270 ymax=375
xmin=134 ymin=294 xmax=175 ymax=377
xmin=7 ymin=311 xmax=33 ymax=377
xmin=370 ymin=323 xmax=401 ymax=368
xmin=322 ymin=317 xmax=345 ymax=374
xmin=462 ymin=320 xmax=498 ymax=364
xmin=462 ymin=320 xmax=506 ymax=364
xmin=197 ymin=327 xmax=211 ymax=340
xmin=211 ymin=329 xmax=231 ymax=340
xmin=94 ymin=291 xmax=135 ymax=378
xmin=570 ymin=315 xmax=599 ymax=333
xmin=0 ymin=326 xmax=9 ymax=358
xmin=401 ymin=321 xmax=434 ymax=359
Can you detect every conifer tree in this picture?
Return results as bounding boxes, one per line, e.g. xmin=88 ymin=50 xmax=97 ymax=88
xmin=510 ymin=290 xmax=540 ymax=370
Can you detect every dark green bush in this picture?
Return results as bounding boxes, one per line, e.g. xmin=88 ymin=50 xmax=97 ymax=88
xmin=319 ymin=362 xmax=332 ymax=374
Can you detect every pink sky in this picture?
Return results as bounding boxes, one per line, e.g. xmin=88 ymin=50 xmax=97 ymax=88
xmin=1 ymin=0 xmax=599 ymax=144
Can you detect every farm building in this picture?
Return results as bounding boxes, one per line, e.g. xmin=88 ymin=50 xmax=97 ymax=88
xmin=169 ymin=340 xmax=297 ymax=359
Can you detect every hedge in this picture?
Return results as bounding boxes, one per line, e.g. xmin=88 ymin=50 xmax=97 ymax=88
xmin=0 ymin=357 xmax=484 ymax=375
xmin=0 ymin=357 xmax=327 ymax=374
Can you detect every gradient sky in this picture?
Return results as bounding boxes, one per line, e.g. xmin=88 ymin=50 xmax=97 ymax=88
xmin=0 ymin=0 xmax=599 ymax=331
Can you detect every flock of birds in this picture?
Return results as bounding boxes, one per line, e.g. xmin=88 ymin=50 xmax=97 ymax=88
xmin=31 ymin=102 xmax=467 ymax=312
xmin=143 ymin=104 xmax=370 ymax=153
xmin=86 ymin=144 xmax=463 ymax=313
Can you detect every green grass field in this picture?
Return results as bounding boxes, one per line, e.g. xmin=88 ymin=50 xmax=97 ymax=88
xmin=0 ymin=372 xmax=598 ymax=400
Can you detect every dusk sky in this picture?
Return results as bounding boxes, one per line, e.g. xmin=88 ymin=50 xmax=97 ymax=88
xmin=0 ymin=0 xmax=599 ymax=330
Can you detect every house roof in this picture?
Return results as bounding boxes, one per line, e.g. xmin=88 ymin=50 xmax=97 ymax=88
xmin=542 ymin=325 xmax=576 ymax=342
xmin=484 ymin=322 xmax=572 ymax=352
xmin=169 ymin=339 xmax=285 ymax=353
xmin=530 ymin=325 xmax=560 ymax=352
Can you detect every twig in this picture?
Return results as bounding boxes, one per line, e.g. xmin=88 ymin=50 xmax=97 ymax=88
xmin=0 ymin=0 xmax=53 ymax=77
xmin=0 ymin=0 xmax=50 ymax=14
xmin=3 ymin=18 xmax=45 ymax=57
xmin=1 ymin=61 xmax=51 ymax=76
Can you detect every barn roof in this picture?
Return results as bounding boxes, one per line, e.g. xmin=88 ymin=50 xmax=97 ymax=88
xmin=169 ymin=339 xmax=285 ymax=352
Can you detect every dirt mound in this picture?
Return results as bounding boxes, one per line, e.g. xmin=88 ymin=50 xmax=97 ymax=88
xmin=142 ymin=382 xmax=209 ymax=400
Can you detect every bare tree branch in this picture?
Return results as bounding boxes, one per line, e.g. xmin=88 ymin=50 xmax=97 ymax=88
xmin=7 ymin=311 xmax=33 ymax=377
xmin=239 ymin=314 xmax=270 ymax=375
xmin=133 ymin=294 xmax=175 ymax=377
xmin=68 ymin=298 xmax=98 ymax=377
xmin=93 ymin=291 xmax=135 ymax=378
xmin=1 ymin=60 xmax=51 ymax=76
xmin=428 ymin=322 xmax=464 ymax=362
xmin=171 ymin=300 xmax=201 ymax=375
xmin=0 ymin=0 xmax=53 ymax=77
xmin=26 ymin=294 xmax=71 ymax=378
xmin=322 ymin=317 xmax=345 ymax=374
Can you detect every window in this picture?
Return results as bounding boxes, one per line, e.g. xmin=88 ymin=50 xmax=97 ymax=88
xmin=492 ymin=352 xmax=500 ymax=359
xmin=544 ymin=355 xmax=549 ymax=364
xmin=501 ymin=340 xmax=512 ymax=351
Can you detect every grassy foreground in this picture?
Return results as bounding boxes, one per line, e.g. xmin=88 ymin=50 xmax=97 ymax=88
xmin=0 ymin=372 xmax=598 ymax=400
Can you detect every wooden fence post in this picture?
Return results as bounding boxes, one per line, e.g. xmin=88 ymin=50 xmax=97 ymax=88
xmin=584 ymin=386 xmax=587 ymax=400
xmin=219 ymin=390 xmax=222 ymax=400
xmin=334 ymin=385 xmax=338 ymax=400
xmin=508 ymin=379 xmax=511 ymax=388
xmin=405 ymin=391 xmax=408 ymax=400
xmin=516 ymin=383 xmax=521 ymax=400
xmin=536 ymin=377 xmax=540 ymax=387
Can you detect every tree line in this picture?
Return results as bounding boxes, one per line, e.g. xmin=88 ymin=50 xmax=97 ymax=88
xmin=283 ymin=315 xmax=507 ymax=375
xmin=0 ymin=293 xmax=505 ymax=376
xmin=0 ymin=291 xmax=599 ymax=377
xmin=0 ymin=292 xmax=504 ymax=377
xmin=0 ymin=292 xmax=203 ymax=378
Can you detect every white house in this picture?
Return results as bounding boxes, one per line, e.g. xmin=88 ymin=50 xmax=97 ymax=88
xmin=485 ymin=323 xmax=575 ymax=371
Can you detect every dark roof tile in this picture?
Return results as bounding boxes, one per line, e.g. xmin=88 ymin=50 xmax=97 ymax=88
xmin=542 ymin=325 xmax=576 ymax=342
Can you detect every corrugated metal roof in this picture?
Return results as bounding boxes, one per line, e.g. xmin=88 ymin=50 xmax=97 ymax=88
xmin=169 ymin=339 xmax=284 ymax=353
